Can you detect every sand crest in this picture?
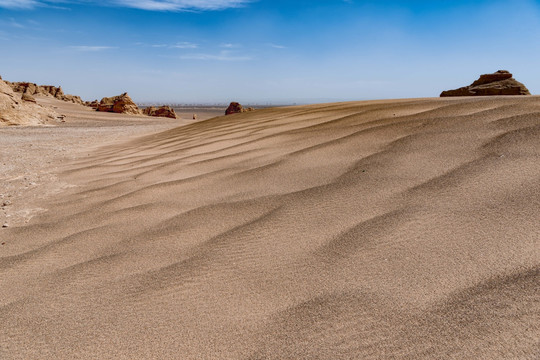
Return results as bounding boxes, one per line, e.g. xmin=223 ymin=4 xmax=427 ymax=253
xmin=0 ymin=96 xmax=539 ymax=359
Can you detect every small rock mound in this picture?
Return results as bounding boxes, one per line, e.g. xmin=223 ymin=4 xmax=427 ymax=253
xmin=143 ymin=106 xmax=177 ymax=119
xmin=97 ymin=93 xmax=141 ymax=115
xmin=441 ymin=70 xmax=530 ymax=97
xmin=225 ymin=102 xmax=255 ymax=115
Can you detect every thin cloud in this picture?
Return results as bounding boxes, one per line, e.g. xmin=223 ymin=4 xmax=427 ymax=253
xmin=0 ymin=17 xmax=27 ymax=28
xmin=0 ymin=0 xmax=39 ymax=9
xmin=70 ymin=45 xmax=116 ymax=51
xmin=170 ymin=41 xmax=198 ymax=49
xmin=8 ymin=18 xmax=25 ymax=28
xmin=180 ymin=50 xmax=252 ymax=61
xmin=220 ymin=43 xmax=241 ymax=48
xmin=114 ymin=0 xmax=253 ymax=11
xmin=268 ymin=43 xmax=286 ymax=49
xmin=0 ymin=0 xmax=254 ymax=11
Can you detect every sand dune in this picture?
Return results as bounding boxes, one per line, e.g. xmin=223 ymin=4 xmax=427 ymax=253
xmin=1 ymin=96 xmax=539 ymax=359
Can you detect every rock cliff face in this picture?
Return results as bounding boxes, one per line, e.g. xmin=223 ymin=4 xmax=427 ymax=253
xmin=143 ymin=106 xmax=177 ymax=119
xmin=0 ymin=76 xmax=58 ymax=126
xmin=97 ymin=93 xmax=141 ymax=115
xmin=7 ymin=82 xmax=85 ymax=105
xmin=440 ymin=70 xmax=530 ymax=97
xmin=225 ymin=102 xmax=255 ymax=115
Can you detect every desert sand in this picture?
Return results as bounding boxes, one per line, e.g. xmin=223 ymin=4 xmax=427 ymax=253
xmin=0 ymin=95 xmax=538 ymax=359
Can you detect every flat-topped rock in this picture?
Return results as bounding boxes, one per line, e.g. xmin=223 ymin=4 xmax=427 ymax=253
xmin=441 ymin=70 xmax=530 ymax=97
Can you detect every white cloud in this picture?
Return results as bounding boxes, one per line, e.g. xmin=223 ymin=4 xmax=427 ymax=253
xmin=70 ymin=45 xmax=116 ymax=51
xmin=171 ymin=41 xmax=198 ymax=49
xmin=114 ymin=0 xmax=253 ymax=11
xmin=0 ymin=0 xmax=39 ymax=9
xmin=0 ymin=0 xmax=254 ymax=11
xmin=268 ymin=43 xmax=286 ymax=49
xmin=220 ymin=43 xmax=241 ymax=48
xmin=180 ymin=50 xmax=252 ymax=61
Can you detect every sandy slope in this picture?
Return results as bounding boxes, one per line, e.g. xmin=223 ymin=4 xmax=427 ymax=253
xmin=0 ymin=97 xmax=222 ymax=227
xmin=0 ymin=96 xmax=539 ymax=359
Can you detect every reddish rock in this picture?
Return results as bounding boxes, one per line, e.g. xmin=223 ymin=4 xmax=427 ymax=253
xmin=225 ymin=102 xmax=255 ymax=115
xmin=85 ymin=100 xmax=99 ymax=109
xmin=143 ymin=106 xmax=177 ymax=119
xmin=225 ymin=102 xmax=243 ymax=115
xmin=97 ymin=93 xmax=141 ymax=115
xmin=441 ymin=70 xmax=530 ymax=97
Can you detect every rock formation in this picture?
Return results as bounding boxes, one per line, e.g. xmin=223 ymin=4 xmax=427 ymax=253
xmin=225 ymin=102 xmax=243 ymax=115
xmin=440 ymin=70 xmax=531 ymax=97
xmin=143 ymin=106 xmax=177 ymax=119
xmin=97 ymin=93 xmax=141 ymax=115
xmin=225 ymin=102 xmax=255 ymax=115
xmin=21 ymin=92 xmax=36 ymax=103
xmin=0 ymin=77 xmax=58 ymax=126
xmin=85 ymin=100 xmax=99 ymax=109
xmin=7 ymin=82 xmax=85 ymax=105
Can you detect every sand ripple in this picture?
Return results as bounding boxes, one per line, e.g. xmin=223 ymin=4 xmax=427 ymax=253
xmin=1 ymin=96 xmax=539 ymax=359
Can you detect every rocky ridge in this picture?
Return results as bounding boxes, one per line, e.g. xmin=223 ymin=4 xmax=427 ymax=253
xmin=7 ymin=81 xmax=85 ymax=105
xmin=441 ymin=70 xmax=531 ymax=97
xmin=0 ymin=76 xmax=58 ymax=126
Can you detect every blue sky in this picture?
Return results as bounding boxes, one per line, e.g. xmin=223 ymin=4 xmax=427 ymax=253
xmin=1 ymin=0 xmax=539 ymax=104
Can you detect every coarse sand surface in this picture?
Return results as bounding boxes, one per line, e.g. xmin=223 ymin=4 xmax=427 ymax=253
xmin=0 ymin=95 xmax=539 ymax=359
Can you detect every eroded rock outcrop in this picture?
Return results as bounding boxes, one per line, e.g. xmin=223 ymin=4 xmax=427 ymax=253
xmin=8 ymin=82 xmax=85 ymax=105
xmin=97 ymin=93 xmax=141 ymax=115
xmin=85 ymin=100 xmax=99 ymax=109
xmin=0 ymin=77 xmax=58 ymax=126
xmin=143 ymin=106 xmax=177 ymax=119
xmin=21 ymin=92 xmax=36 ymax=103
xmin=441 ymin=70 xmax=531 ymax=97
xmin=225 ymin=102 xmax=255 ymax=115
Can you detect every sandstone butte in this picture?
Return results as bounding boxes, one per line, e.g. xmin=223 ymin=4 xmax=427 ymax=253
xmin=97 ymin=93 xmax=141 ymax=115
xmin=143 ymin=105 xmax=178 ymax=119
xmin=440 ymin=70 xmax=531 ymax=97
xmin=225 ymin=102 xmax=255 ymax=115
